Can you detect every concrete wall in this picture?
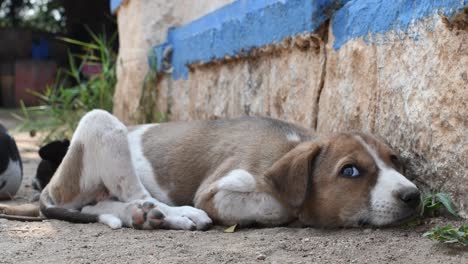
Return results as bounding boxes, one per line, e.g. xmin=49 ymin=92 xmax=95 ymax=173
xmin=113 ymin=0 xmax=234 ymax=123
xmin=114 ymin=0 xmax=467 ymax=216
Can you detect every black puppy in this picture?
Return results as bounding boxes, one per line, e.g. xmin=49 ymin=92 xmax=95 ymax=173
xmin=0 ymin=124 xmax=23 ymax=199
xmin=32 ymin=139 xmax=69 ymax=191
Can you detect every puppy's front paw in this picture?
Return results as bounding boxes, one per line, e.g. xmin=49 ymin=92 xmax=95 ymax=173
xmin=163 ymin=206 xmax=212 ymax=231
xmin=129 ymin=200 xmax=212 ymax=230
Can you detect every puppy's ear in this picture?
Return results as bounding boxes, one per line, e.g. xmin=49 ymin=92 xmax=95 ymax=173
xmin=39 ymin=139 xmax=70 ymax=163
xmin=264 ymin=142 xmax=321 ymax=209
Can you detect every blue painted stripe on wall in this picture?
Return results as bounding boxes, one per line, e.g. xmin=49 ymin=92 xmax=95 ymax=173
xmin=332 ymin=0 xmax=467 ymax=49
xmin=110 ymin=0 xmax=125 ymax=13
xmin=155 ymin=0 xmax=346 ymax=80
xmin=153 ymin=0 xmax=467 ymax=80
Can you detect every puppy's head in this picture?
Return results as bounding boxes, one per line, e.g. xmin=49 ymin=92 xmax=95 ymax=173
xmin=38 ymin=139 xmax=70 ymax=164
xmin=33 ymin=139 xmax=70 ymax=191
xmin=264 ymin=132 xmax=420 ymax=227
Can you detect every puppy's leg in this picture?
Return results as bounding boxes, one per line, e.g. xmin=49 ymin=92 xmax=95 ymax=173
xmin=82 ymin=200 xmax=161 ymax=229
xmin=195 ymin=169 xmax=293 ymax=226
xmin=73 ymin=110 xmax=212 ymax=230
xmin=82 ymin=199 xmax=212 ymax=230
xmin=76 ymin=110 xmax=153 ymax=202
xmin=41 ymin=110 xmax=157 ymax=227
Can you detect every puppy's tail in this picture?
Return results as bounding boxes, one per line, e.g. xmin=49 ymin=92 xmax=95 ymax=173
xmin=39 ymin=188 xmax=98 ymax=223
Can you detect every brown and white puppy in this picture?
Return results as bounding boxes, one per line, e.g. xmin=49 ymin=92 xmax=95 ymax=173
xmin=36 ymin=110 xmax=420 ymax=230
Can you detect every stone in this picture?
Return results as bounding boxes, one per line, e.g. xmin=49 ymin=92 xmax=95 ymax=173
xmin=256 ymin=254 xmax=266 ymax=261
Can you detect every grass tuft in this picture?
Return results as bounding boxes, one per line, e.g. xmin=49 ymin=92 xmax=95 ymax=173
xmin=14 ymin=29 xmax=117 ymax=143
xmin=423 ymin=225 xmax=467 ymax=246
xmin=421 ymin=192 xmax=459 ymax=218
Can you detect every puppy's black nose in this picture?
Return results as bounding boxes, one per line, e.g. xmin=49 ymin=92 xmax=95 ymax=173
xmin=398 ymin=188 xmax=421 ymax=208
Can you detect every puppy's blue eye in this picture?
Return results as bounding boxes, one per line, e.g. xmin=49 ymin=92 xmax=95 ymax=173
xmin=341 ymin=165 xmax=360 ymax=178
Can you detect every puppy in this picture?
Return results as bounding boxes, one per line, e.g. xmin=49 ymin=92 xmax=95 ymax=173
xmin=32 ymin=139 xmax=70 ymax=192
xmin=0 ymin=124 xmax=22 ymax=200
xmin=33 ymin=110 xmax=420 ymax=230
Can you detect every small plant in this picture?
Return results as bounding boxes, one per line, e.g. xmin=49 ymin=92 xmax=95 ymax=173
xmin=405 ymin=192 xmax=459 ymax=226
xmin=423 ymin=225 xmax=468 ymax=246
xmin=415 ymin=192 xmax=467 ymax=246
xmin=14 ymin=29 xmax=117 ymax=143
xmin=135 ymin=52 xmax=167 ymax=124
xmin=421 ymin=192 xmax=459 ymax=218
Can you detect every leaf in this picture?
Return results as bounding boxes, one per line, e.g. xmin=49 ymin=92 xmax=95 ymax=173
xmin=224 ymin=224 xmax=238 ymax=233
xmin=435 ymin=193 xmax=459 ymax=217
xmin=426 ymin=202 xmax=442 ymax=209
xmin=56 ymin=37 xmax=100 ymax=50
xmin=423 ymin=225 xmax=468 ymax=246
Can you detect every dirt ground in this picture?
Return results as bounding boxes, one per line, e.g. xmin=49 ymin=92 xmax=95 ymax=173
xmin=0 ymin=109 xmax=466 ymax=264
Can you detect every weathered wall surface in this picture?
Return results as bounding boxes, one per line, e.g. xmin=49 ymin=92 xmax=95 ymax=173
xmin=160 ymin=36 xmax=326 ymax=128
xmin=113 ymin=0 xmax=233 ymax=123
xmin=114 ymin=1 xmax=467 ymax=216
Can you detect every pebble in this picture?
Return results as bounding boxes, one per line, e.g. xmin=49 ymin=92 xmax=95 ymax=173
xmin=0 ymin=218 xmax=8 ymax=223
xmin=256 ymin=254 xmax=266 ymax=260
xmin=363 ymin=228 xmax=372 ymax=234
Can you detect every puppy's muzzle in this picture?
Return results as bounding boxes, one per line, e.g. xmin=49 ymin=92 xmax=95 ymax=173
xmin=396 ymin=187 xmax=421 ymax=209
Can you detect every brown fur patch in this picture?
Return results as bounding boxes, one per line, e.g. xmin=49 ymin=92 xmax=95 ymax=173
xmin=47 ymin=142 xmax=84 ymax=204
xmin=142 ymin=117 xmax=313 ymax=205
xmin=356 ymin=133 xmax=404 ymax=173
xmin=263 ymin=142 xmax=321 ymax=209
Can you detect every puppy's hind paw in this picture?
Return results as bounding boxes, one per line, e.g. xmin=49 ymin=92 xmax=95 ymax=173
xmin=130 ymin=201 xmax=165 ymax=230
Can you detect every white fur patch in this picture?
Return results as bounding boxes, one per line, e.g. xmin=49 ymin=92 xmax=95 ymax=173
xmin=214 ymin=169 xmax=292 ymax=226
xmin=0 ymin=159 xmax=22 ymax=199
xmin=127 ymin=124 xmax=173 ymax=205
xmin=72 ymin=110 xmax=153 ymax=204
xmin=99 ymin=214 xmax=122 ymax=229
xmin=75 ymin=110 xmax=129 ymax=192
xmin=286 ymin=132 xmax=301 ymax=142
xmin=217 ymin=169 xmax=256 ymax=192
xmin=355 ymin=136 xmax=418 ymax=225
xmin=157 ymin=203 xmax=212 ymax=230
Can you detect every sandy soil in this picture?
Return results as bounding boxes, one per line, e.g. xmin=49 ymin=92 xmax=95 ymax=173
xmin=0 ymin=109 xmax=466 ymax=264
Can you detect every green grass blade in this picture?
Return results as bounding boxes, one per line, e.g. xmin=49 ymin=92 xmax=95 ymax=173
xmin=435 ymin=193 xmax=459 ymax=217
xmin=57 ymin=37 xmax=100 ymax=50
